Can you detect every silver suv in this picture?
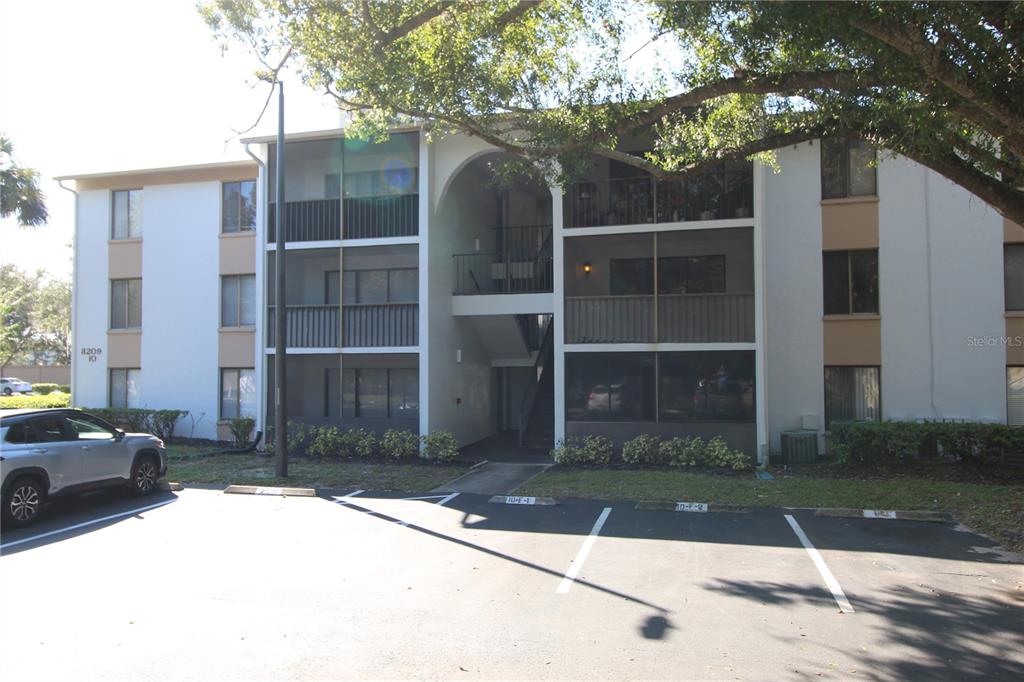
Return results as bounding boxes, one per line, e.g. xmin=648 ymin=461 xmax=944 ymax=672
xmin=0 ymin=408 xmax=168 ymax=528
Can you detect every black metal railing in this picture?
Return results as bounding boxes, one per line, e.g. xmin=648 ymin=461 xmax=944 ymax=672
xmin=563 ymin=168 xmax=754 ymax=228
xmin=453 ymin=225 xmax=553 ymax=295
xmin=342 ymin=303 xmax=418 ymax=347
xmin=518 ymin=318 xmax=554 ymax=446
xmin=268 ymin=199 xmax=341 ymax=242
xmin=267 ymin=305 xmax=339 ymax=347
xmin=343 ymin=193 xmax=418 ymax=239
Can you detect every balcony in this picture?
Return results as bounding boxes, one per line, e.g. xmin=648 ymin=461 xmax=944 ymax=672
xmin=267 ymin=305 xmax=339 ymax=348
xmin=343 ymin=194 xmax=418 ymax=240
xmin=565 ymin=292 xmax=753 ymax=344
xmin=453 ymin=225 xmax=553 ymax=295
xmin=564 ymin=164 xmax=753 ymax=229
xmin=268 ymin=199 xmax=341 ymax=242
xmin=342 ymin=303 xmax=418 ymax=347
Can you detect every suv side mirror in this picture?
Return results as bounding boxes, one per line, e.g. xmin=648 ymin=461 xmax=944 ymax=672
xmin=115 ymin=429 xmax=125 ymax=441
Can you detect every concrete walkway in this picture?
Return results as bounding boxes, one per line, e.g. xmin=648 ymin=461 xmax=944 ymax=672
xmin=432 ymin=462 xmax=551 ymax=495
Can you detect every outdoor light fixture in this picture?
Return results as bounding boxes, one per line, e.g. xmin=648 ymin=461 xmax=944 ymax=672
xmin=583 ymin=262 xmax=592 ymax=277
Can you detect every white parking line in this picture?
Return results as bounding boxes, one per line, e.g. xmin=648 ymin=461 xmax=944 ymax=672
xmin=0 ymin=498 xmax=176 ymax=551
xmin=556 ymin=507 xmax=612 ymax=594
xmin=332 ymin=490 xmax=365 ymax=503
xmin=784 ymin=514 xmax=855 ymax=614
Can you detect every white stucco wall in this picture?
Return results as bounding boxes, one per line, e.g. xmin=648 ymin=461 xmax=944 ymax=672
xmin=72 ymin=190 xmax=112 ymax=408
xmin=139 ymin=181 xmax=222 ymax=438
xmin=763 ymin=142 xmax=825 ymax=450
xmin=879 ymin=157 xmax=1006 ymax=421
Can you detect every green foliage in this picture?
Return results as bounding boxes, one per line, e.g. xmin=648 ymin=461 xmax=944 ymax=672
xmin=621 ymin=434 xmax=665 ymax=466
xmin=351 ymin=428 xmax=379 ymax=458
xmin=551 ymin=435 xmax=613 ymax=465
xmin=655 ymin=435 xmax=750 ymax=470
xmin=203 ymin=1 xmax=1024 ymax=225
xmin=307 ymin=426 xmax=344 ymax=458
xmin=0 ymin=134 xmax=48 ymax=226
xmin=421 ymin=431 xmax=459 ymax=463
xmin=0 ymin=393 xmax=70 ymax=409
xmin=227 ymin=417 xmax=256 ymax=448
xmin=30 ymin=383 xmax=59 ymax=395
xmin=83 ymin=408 xmax=186 ymax=439
xmin=57 ymin=384 xmax=70 ymax=393
xmin=832 ymin=420 xmax=1024 ymax=466
xmin=149 ymin=410 xmax=187 ymax=442
xmin=382 ymin=429 xmax=420 ymax=460
xmin=0 ymin=265 xmax=71 ymax=368
xmin=286 ymin=422 xmax=318 ymax=456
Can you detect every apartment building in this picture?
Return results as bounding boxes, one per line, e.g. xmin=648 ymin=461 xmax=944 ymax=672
xmin=59 ymin=127 xmax=1024 ymax=461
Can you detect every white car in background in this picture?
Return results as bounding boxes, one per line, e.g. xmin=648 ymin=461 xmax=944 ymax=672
xmin=0 ymin=378 xmax=32 ymax=396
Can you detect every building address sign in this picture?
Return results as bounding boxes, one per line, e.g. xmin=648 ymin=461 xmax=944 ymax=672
xmin=80 ymin=347 xmax=103 ymax=363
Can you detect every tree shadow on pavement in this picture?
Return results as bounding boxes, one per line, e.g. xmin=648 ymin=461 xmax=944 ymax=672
xmin=707 ymin=579 xmax=1024 ymax=680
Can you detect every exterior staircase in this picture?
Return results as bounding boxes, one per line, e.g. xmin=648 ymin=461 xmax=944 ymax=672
xmin=518 ymin=319 xmax=555 ymax=449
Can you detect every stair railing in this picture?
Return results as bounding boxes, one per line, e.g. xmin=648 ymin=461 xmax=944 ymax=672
xmin=517 ymin=316 xmax=555 ymax=446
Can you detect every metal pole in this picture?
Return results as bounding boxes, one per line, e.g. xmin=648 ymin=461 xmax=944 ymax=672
xmin=274 ymin=81 xmax=288 ymax=477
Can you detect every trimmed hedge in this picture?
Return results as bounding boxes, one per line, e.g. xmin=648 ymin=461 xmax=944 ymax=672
xmin=268 ymin=421 xmax=459 ymax=462
xmin=0 ymin=393 xmax=71 ymax=409
xmin=551 ymin=435 xmax=614 ymax=465
xmin=553 ymin=433 xmax=751 ymax=471
xmin=831 ymin=420 xmax=1024 ymax=466
xmin=84 ymin=408 xmax=187 ymax=441
xmin=31 ymin=383 xmax=60 ymax=395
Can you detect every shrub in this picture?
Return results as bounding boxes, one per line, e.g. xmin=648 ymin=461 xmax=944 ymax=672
xmin=382 ymin=429 xmax=419 ymax=460
xmin=57 ymin=384 xmax=70 ymax=393
xmin=704 ymin=436 xmax=751 ymax=470
xmin=422 ymin=430 xmax=459 ymax=462
xmin=287 ymin=422 xmax=318 ymax=456
xmin=308 ymin=426 xmax=345 ymax=458
xmin=832 ymin=420 xmax=1023 ymax=466
xmin=551 ymin=435 xmax=613 ymax=465
xmin=351 ymin=428 xmax=379 ymax=458
xmin=31 ymin=383 xmax=59 ymax=395
xmin=227 ymin=417 xmax=256 ymax=448
xmin=84 ymin=408 xmax=153 ymax=433
xmin=663 ymin=436 xmax=706 ymax=467
xmin=149 ymin=410 xmax=186 ymax=442
xmin=621 ymin=434 xmax=665 ymax=466
xmin=0 ymin=393 xmax=70 ymax=409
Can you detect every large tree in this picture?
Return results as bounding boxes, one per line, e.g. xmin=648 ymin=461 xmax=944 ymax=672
xmin=0 ymin=134 xmax=48 ymax=227
xmin=0 ymin=265 xmax=71 ymax=371
xmin=202 ymin=0 xmax=1024 ymax=225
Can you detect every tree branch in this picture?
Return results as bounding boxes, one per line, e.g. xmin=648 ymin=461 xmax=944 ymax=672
xmin=378 ymin=1 xmax=452 ymax=46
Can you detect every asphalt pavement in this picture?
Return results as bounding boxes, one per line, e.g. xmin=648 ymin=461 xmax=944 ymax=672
xmin=1 ymin=486 xmax=1021 ymax=680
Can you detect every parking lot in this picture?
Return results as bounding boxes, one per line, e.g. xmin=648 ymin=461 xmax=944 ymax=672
xmin=1 ymin=486 xmax=1022 ymax=680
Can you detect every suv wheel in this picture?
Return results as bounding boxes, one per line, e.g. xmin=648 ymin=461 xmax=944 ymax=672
xmin=2 ymin=387 xmax=12 ymax=396
xmin=131 ymin=455 xmax=159 ymax=496
xmin=3 ymin=477 xmax=44 ymax=528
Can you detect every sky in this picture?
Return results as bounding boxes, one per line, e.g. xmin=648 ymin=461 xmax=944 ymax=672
xmin=0 ymin=0 xmax=340 ymax=281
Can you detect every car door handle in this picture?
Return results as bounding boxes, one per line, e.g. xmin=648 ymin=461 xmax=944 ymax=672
xmin=31 ymin=448 xmax=51 ymax=455
xmin=82 ymin=445 xmax=91 ymax=451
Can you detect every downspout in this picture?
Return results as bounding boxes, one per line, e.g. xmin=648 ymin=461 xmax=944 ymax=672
xmin=58 ymin=179 xmax=79 ymax=407
xmin=243 ymin=142 xmax=267 ymax=438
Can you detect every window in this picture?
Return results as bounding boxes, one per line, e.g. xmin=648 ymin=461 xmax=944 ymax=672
xmin=325 ymin=271 xmax=340 ymax=305
xmin=821 ymin=139 xmax=876 ymax=199
xmin=221 ymin=275 xmax=256 ymax=327
xmin=342 ymin=367 xmax=419 ymax=419
xmin=112 ymin=189 xmax=143 ymax=239
xmin=1009 ymin=367 xmax=1024 ymax=427
xmin=658 ymin=255 xmax=726 ymax=294
xmin=65 ymin=414 xmax=116 ymax=440
xmin=1005 ymin=244 xmax=1024 ymax=311
xmin=25 ymin=416 xmax=71 ymax=443
xmin=609 ymin=258 xmax=653 ymax=295
xmin=659 ymin=351 xmax=755 ymax=422
xmin=110 ymin=279 xmax=142 ymax=329
xmin=565 ymin=353 xmax=656 ymax=421
xmin=109 ymin=368 xmax=140 ymax=408
xmin=342 ymin=268 xmax=418 ymax=304
xmin=222 ymin=180 xmax=257 ymax=233
xmin=220 ymin=368 xmax=256 ymax=419
xmin=823 ymin=250 xmax=878 ymax=315
xmin=824 ymin=366 xmax=880 ymax=428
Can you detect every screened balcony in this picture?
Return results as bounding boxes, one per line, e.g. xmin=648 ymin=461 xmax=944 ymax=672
xmin=342 ymin=244 xmax=418 ymax=347
xmin=563 ymin=158 xmax=753 ymax=229
xmin=268 ymin=133 xmax=419 ymax=243
xmin=563 ymin=228 xmax=755 ymax=344
xmin=453 ymin=225 xmax=553 ymax=295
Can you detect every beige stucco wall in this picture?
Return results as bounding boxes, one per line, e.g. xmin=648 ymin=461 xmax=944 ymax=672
xmin=74 ymin=164 xmax=256 ymax=192
xmin=107 ymin=331 xmax=142 ymax=368
xmin=219 ymin=233 xmax=257 ymax=275
xmin=821 ymin=198 xmax=880 ymax=250
xmin=823 ymin=317 xmax=882 ymax=365
xmin=108 ymin=240 xmax=143 ymax=279
xmin=1006 ymin=218 xmax=1024 ymax=244
xmin=219 ymin=329 xmax=255 ymax=368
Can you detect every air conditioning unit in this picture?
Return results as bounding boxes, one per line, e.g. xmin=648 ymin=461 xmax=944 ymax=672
xmin=781 ymin=429 xmax=819 ymax=463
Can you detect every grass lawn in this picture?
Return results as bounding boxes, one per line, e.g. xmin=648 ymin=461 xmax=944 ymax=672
xmin=165 ymin=445 xmax=467 ymax=493
xmin=517 ymin=468 xmax=1024 ymax=553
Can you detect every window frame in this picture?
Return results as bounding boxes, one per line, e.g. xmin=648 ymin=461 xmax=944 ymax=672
xmin=823 ymin=249 xmax=879 ymax=315
xmin=1008 ymin=366 xmax=1024 ymax=427
xmin=220 ymin=367 xmax=256 ymax=420
xmin=221 ymin=179 xmax=257 ymax=233
xmin=342 ymin=267 xmax=419 ymax=305
xmin=111 ymin=188 xmax=143 ymax=240
xmin=823 ymin=365 xmax=881 ymax=429
xmin=821 ymin=139 xmax=877 ymax=200
xmin=342 ymin=367 xmax=419 ymax=419
xmin=110 ymin=278 xmax=143 ymax=329
xmin=657 ymin=254 xmax=727 ymax=295
xmin=109 ymin=368 xmax=140 ymax=409
xmin=220 ymin=274 xmax=256 ymax=328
